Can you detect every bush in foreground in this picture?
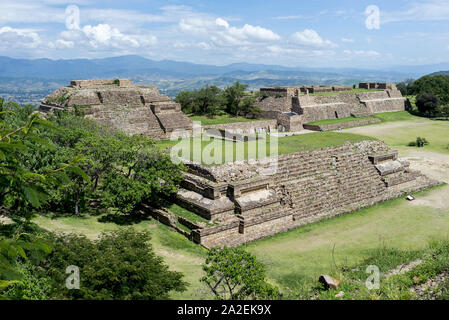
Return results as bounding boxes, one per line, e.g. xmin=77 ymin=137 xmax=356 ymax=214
xmin=42 ymin=229 xmax=187 ymax=300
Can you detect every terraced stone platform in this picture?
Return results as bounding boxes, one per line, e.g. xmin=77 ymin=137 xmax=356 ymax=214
xmin=173 ymin=140 xmax=440 ymax=248
xmin=40 ymin=79 xmax=193 ymax=140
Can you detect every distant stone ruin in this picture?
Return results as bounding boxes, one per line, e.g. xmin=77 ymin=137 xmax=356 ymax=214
xmin=256 ymin=82 xmax=406 ymax=132
xmin=40 ymin=79 xmax=193 ymax=140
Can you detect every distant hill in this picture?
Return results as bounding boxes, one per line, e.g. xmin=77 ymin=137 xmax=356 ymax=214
xmin=428 ymin=71 xmax=449 ymax=76
xmin=2 ymin=55 xmax=449 ymax=104
xmin=0 ymin=55 xmax=414 ymax=81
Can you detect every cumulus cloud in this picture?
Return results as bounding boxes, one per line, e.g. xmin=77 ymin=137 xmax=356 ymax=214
xmin=179 ymin=17 xmax=281 ymax=47
xmin=48 ymin=39 xmax=74 ymax=49
xmin=291 ymin=29 xmax=336 ymax=48
xmin=57 ymin=23 xmax=158 ymax=50
xmin=0 ymin=26 xmax=41 ymax=48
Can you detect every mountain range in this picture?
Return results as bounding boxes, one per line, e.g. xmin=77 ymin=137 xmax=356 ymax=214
xmin=1 ymin=55 xmax=449 ymax=104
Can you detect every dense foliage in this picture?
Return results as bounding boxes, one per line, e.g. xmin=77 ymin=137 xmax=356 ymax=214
xmin=1 ymin=99 xmax=187 ymax=300
xmin=175 ymin=82 xmax=261 ymax=118
xmin=1 ymin=101 xmax=184 ymax=216
xmin=40 ymin=229 xmax=186 ymax=300
xmin=201 ymin=247 xmax=279 ymax=300
xmin=409 ymin=75 xmax=449 ymax=105
xmin=416 ymin=93 xmax=441 ymax=117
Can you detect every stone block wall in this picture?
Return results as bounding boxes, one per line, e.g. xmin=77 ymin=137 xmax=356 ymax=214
xmin=303 ymin=118 xmax=381 ymax=131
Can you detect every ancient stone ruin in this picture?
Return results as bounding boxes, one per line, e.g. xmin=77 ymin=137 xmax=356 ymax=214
xmin=40 ymin=79 xmax=438 ymax=248
xmin=256 ymin=83 xmax=407 ymax=132
xmin=40 ymin=79 xmax=193 ymax=140
xmin=174 ymin=141 xmax=439 ymax=248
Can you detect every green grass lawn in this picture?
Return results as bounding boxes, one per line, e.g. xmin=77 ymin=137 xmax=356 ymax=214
xmin=243 ymin=184 xmax=449 ymax=298
xmin=308 ymin=116 xmax=375 ymax=126
xmin=310 ymin=89 xmax=380 ymax=96
xmin=33 ymin=183 xmax=449 ymax=299
xmin=345 ymin=112 xmax=449 ymax=155
xmin=374 ymin=110 xmax=420 ymax=123
xmin=189 ymin=114 xmax=270 ymax=126
xmin=168 ymin=203 xmax=210 ymax=224
xmin=157 ymin=132 xmax=376 ymax=165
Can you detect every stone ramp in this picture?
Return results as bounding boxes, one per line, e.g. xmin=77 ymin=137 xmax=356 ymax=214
xmin=155 ymin=111 xmax=193 ymax=134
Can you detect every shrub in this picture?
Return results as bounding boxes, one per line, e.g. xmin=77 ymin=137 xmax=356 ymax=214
xmin=409 ymin=75 xmax=449 ymax=105
xmin=409 ymin=137 xmax=429 ymax=147
xmin=416 ymin=93 xmax=440 ymax=117
xmin=42 ymin=229 xmax=187 ymax=300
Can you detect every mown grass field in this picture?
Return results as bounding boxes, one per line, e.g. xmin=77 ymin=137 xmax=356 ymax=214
xmin=346 ymin=111 xmax=449 ymax=155
xmin=157 ymin=132 xmax=376 ymax=165
xmin=309 ymin=88 xmax=380 ymax=96
xmin=308 ymin=116 xmax=375 ymax=125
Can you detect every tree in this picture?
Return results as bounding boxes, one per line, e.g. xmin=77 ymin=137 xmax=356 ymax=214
xmin=396 ymin=78 xmax=415 ymax=96
xmin=201 ymin=247 xmax=279 ymax=300
xmin=102 ymin=145 xmax=184 ymax=213
xmin=416 ymin=93 xmax=441 ymax=117
xmin=175 ymin=91 xmax=196 ymax=114
xmin=43 ymin=229 xmax=187 ymax=300
xmin=0 ymin=106 xmax=86 ymax=297
xmin=196 ymin=85 xmax=225 ymax=116
xmin=409 ymin=75 xmax=449 ymax=105
xmin=238 ymin=96 xmax=262 ymax=118
xmin=224 ymin=82 xmax=248 ymax=116
xmin=438 ymin=104 xmax=449 ymax=120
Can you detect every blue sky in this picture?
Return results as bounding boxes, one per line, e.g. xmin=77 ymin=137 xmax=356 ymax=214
xmin=1 ymin=0 xmax=449 ymax=68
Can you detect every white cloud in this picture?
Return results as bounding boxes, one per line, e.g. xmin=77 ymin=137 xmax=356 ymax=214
xmin=0 ymin=26 xmax=41 ymax=48
xmin=291 ymin=29 xmax=336 ymax=48
xmin=344 ymin=49 xmax=381 ymax=57
xmin=383 ymin=0 xmax=449 ymax=23
xmin=341 ymin=38 xmax=354 ymax=43
xmin=82 ymin=24 xmax=140 ymax=48
xmin=179 ymin=17 xmax=281 ymax=47
xmin=57 ymin=23 xmax=158 ymax=50
xmin=48 ymin=39 xmax=74 ymax=49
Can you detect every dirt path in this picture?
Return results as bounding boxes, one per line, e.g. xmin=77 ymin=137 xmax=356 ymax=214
xmin=344 ymin=120 xmax=426 ymax=136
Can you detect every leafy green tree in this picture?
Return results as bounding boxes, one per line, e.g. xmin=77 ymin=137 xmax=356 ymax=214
xmin=201 ymin=247 xmax=279 ymax=300
xmin=175 ymin=91 xmax=196 ymax=114
xmin=409 ymin=75 xmax=449 ymax=105
xmin=195 ymin=85 xmax=226 ymax=116
xmin=438 ymin=104 xmax=449 ymax=120
xmin=102 ymin=146 xmax=184 ymax=213
xmin=238 ymin=96 xmax=262 ymax=118
xmin=224 ymin=82 xmax=248 ymax=116
xmin=0 ymin=106 xmax=87 ymax=297
xmin=416 ymin=93 xmax=441 ymax=117
xmin=43 ymin=229 xmax=187 ymax=300
xmin=396 ymin=79 xmax=415 ymax=96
